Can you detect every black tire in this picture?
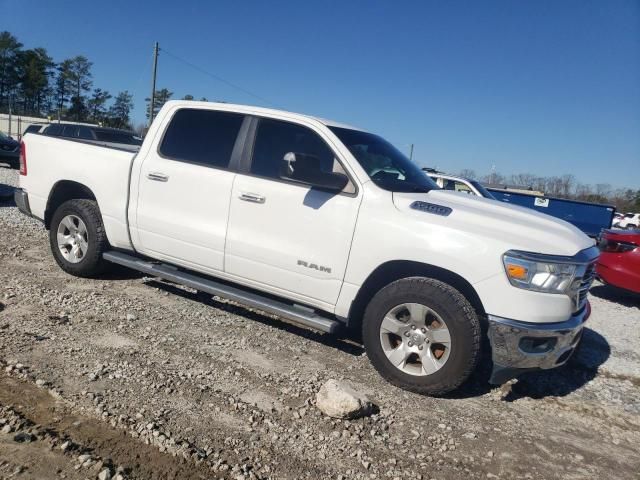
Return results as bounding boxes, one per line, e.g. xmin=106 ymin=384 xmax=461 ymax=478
xmin=362 ymin=277 xmax=481 ymax=395
xmin=626 ymin=224 xmax=637 ymax=230
xmin=49 ymin=199 xmax=109 ymax=277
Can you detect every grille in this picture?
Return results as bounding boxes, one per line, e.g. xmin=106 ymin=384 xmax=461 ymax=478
xmin=574 ymin=262 xmax=596 ymax=312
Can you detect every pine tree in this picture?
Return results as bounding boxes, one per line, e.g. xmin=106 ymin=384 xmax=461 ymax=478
xmin=87 ymin=88 xmax=112 ymax=123
xmin=0 ymin=31 xmax=23 ymax=111
xmin=107 ymin=91 xmax=134 ymax=129
xmin=145 ymin=88 xmax=173 ymax=121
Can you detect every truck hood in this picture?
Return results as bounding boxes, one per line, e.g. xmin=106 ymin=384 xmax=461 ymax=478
xmin=393 ymin=190 xmax=594 ymax=257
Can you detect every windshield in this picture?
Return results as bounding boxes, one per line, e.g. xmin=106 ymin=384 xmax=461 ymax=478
xmin=470 ymin=180 xmax=496 ymax=200
xmin=0 ymin=131 xmax=11 ymax=141
xmin=329 ymin=126 xmax=438 ymax=193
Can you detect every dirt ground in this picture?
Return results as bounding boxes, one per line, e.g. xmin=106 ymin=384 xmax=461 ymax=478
xmin=1 ymin=166 xmax=639 ymax=479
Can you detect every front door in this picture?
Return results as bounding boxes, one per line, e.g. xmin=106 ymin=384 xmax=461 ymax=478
xmin=225 ymin=117 xmax=361 ymax=307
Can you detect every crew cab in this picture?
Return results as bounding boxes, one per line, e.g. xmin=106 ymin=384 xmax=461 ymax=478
xmin=14 ymin=101 xmax=598 ymax=394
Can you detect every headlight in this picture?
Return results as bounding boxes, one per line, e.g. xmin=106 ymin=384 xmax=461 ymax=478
xmin=502 ymin=251 xmax=578 ymax=294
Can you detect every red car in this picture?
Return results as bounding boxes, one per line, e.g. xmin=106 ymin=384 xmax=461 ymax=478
xmin=596 ymin=230 xmax=640 ymax=293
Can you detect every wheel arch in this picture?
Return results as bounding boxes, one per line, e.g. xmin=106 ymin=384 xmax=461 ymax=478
xmin=347 ymin=260 xmax=486 ymax=330
xmin=45 ymin=180 xmax=97 ymax=230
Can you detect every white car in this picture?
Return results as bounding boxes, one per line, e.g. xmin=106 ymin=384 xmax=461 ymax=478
xmin=615 ymin=213 xmax=640 ymax=230
xmin=15 ymin=101 xmax=597 ymax=394
xmin=425 ymin=171 xmax=496 ymax=199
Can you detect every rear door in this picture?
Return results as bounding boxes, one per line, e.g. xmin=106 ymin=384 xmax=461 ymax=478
xmin=225 ymin=117 xmax=362 ymax=307
xmin=134 ymin=107 xmax=248 ymax=273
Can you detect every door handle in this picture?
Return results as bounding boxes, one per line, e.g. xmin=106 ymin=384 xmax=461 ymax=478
xmin=239 ymin=192 xmax=266 ymax=204
xmin=147 ymin=172 xmax=169 ymax=182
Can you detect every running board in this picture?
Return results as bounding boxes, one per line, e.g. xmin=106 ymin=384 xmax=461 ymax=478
xmin=103 ymin=251 xmax=341 ymax=334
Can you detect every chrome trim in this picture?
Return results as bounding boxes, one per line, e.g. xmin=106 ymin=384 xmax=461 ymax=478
xmin=573 ymin=262 xmax=596 ymax=312
xmin=410 ymin=201 xmax=452 ymax=217
xmin=239 ymin=192 xmax=266 ymax=204
xmin=504 ymin=246 xmax=600 ymax=265
xmin=147 ymin=172 xmax=169 ymax=182
xmin=487 ymin=306 xmax=588 ymax=378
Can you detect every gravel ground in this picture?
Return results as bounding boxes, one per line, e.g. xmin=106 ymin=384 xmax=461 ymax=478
xmin=1 ymin=165 xmax=639 ymax=480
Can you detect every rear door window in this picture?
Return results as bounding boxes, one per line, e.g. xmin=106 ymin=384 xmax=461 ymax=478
xmin=159 ymin=109 xmax=244 ymax=169
xmin=77 ymin=127 xmax=94 ymax=140
xmin=62 ymin=125 xmax=79 ymax=137
xmin=44 ymin=124 xmax=63 ymax=136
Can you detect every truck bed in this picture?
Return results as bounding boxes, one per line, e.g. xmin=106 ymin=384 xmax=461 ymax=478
xmin=20 ymin=133 xmax=136 ymax=250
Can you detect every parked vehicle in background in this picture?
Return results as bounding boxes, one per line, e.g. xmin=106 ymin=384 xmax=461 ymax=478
xmin=0 ymin=131 xmax=20 ymax=169
xmin=42 ymin=123 xmax=142 ymax=152
xmin=614 ymin=213 xmax=640 ymax=230
xmin=597 ymin=230 xmax=640 ymax=294
xmin=489 ymin=188 xmax=615 ymax=238
xmin=16 ymin=100 xmax=598 ymax=394
xmin=23 ymin=123 xmax=48 ymax=135
xmin=612 ymin=212 xmax=624 ymax=226
xmin=424 ymin=169 xmax=496 ymax=199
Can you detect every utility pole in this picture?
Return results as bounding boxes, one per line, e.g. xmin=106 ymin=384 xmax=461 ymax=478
xmin=409 ymin=143 xmax=414 ymax=161
xmin=149 ymin=42 xmax=159 ymax=127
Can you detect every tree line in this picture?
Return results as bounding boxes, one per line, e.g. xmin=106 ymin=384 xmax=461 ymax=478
xmin=458 ymin=169 xmax=640 ymax=213
xmin=0 ymin=31 xmax=133 ymax=129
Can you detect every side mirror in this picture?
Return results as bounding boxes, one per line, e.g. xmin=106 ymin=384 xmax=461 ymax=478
xmin=280 ymin=152 xmax=349 ymax=191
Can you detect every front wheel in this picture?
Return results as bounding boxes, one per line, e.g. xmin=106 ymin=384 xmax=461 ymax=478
xmin=49 ymin=199 xmax=109 ymax=277
xmin=362 ymin=277 xmax=481 ymax=395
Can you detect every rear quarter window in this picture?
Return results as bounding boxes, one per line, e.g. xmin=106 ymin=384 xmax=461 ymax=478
xmin=24 ymin=125 xmax=42 ymax=134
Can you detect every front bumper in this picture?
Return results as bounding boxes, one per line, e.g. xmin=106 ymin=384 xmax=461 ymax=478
xmin=487 ymin=302 xmax=590 ymax=384
xmin=14 ymin=188 xmax=32 ymax=217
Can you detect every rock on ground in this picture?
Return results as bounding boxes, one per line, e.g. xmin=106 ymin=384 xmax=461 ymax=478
xmin=315 ymin=379 xmax=376 ymax=419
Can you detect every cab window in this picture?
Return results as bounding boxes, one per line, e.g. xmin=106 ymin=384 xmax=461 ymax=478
xmin=159 ymin=108 xmax=245 ymax=168
xmin=251 ymin=118 xmax=355 ymax=193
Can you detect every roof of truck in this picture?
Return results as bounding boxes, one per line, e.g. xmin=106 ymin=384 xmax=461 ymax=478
xmin=162 ymin=100 xmax=365 ymax=132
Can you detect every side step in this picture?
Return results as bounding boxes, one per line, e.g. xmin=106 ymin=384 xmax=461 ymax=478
xmin=103 ymin=251 xmax=341 ymax=334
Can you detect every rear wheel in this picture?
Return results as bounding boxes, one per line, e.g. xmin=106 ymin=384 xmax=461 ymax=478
xmin=362 ymin=277 xmax=481 ymax=395
xmin=49 ymin=199 xmax=109 ymax=277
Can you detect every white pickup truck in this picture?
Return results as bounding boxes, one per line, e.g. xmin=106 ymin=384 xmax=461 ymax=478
xmin=15 ymin=101 xmax=598 ymax=395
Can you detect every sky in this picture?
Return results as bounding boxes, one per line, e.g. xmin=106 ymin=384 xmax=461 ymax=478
xmin=5 ymin=0 xmax=640 ymax=188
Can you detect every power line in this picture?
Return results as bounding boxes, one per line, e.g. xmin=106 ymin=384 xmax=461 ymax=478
xmin=159 ymin=48 xmax=275 ymax=106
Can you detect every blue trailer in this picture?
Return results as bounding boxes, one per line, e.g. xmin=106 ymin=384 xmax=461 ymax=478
xmin=488 ymin=189 xmax=615 ymax=237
